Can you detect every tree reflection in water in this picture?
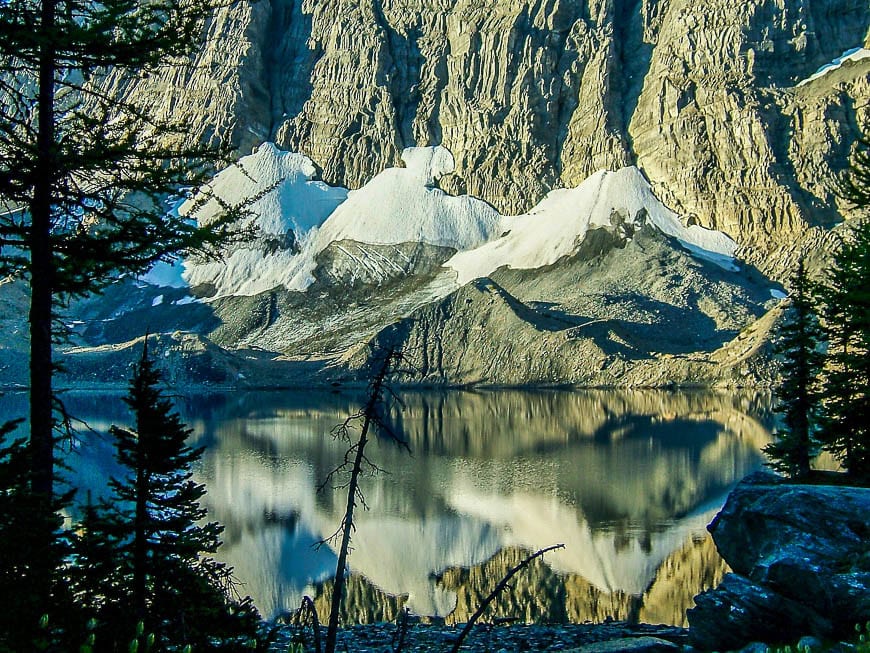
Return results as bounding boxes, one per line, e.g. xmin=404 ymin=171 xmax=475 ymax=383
xmin=0 ymin=388 xmax=771 ymax=627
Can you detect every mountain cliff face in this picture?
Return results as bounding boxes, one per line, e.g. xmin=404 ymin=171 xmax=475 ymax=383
xmin=132 ymin=0 xmax=870 ymax=249
xmin=3 ymin=0 xmax=868 ymax=389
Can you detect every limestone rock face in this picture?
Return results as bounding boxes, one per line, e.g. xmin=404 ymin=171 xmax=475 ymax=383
xmin=687 ymin=473 xmax=870 ymax=649
xmin=629 ymin=0 xmax=870 ymax=248
xmin=99 ymin=2 xmax=273 ymax=151
xmin=115 ymin=0 xmax=870 ymax=252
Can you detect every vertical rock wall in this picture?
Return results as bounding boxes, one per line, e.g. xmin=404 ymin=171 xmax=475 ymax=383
xmin=119 ymin=0 xmax=870 ymax=251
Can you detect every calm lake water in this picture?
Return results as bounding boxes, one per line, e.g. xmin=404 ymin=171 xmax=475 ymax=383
xmin=0 ymin=389 xmax=774 ymax=627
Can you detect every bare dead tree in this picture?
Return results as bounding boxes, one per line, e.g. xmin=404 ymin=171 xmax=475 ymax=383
xmin=393 ymin=607 xmax=411 ymax=653
xmin=448 ymin=544 xmax=565 ymax=653
xmin=319 ymin=346 xmax=410 ymax=653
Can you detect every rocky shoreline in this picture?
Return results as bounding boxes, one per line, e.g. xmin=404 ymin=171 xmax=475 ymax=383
xmin=273 ymin=621 xmax=688 ymax=653
xmin=270 ymin=473 xmax=870 ymax=653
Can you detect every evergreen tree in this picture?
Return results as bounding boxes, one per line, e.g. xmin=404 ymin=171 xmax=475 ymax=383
xmin=67 ymin=495 xmax=129 ymax=646
xmin=764 ymin=257 xmax=825 ymax=479
xmin=77 ymin=340 xmax=265 ymax=650
xmin=815 ymin=220 xmax=870 ymax=480
xmin=0 ymin=0 xmax=246 ymax=600
xmin=0 ymin=419 xmax=80 ymax=652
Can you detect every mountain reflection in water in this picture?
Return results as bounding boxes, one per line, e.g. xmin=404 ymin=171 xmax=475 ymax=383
xmin=0 ymin=389 xmax=772 ymax=627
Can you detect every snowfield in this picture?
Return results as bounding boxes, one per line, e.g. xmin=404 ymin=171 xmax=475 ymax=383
xmin=312 ymin=146 xmax=503 ymax=252
xmin=796 ymin=47 xmax=870 ymax=87
xmin=179 ymin=143 xmax=348 ymax=296
xmin=172 ymin=143 xmax=738 ymax=298
xmin=445 ymin=166 xmax=737 ymax=285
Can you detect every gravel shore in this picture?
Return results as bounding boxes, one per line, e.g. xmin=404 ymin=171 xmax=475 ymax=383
xmin=272 ymin=621 xmax=689 ymax=652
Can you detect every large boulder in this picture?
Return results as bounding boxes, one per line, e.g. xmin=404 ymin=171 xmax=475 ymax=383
xmin=688 ymin=472 xmax=870 ymax=650
xmin=689 ymin=573 xmax=832 ymax=650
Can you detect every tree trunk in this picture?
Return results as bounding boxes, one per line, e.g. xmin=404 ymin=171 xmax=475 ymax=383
xmin=28 ymin=0 xmax=58 ymax=610
xmin=324 ymin=354 xmax=392 ymax=653
xmin=134 ymin=464 xmax=148 ymax=622
xmin=30 ymin=0 xmax=57 ymax=501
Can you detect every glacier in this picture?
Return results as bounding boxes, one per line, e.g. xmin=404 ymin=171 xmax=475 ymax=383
xmin=176 ymin=143 xmax=739 ymax=299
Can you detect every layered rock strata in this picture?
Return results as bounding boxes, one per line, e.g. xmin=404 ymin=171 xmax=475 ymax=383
xmin=115 ymin=0 xmax=870 ymax=253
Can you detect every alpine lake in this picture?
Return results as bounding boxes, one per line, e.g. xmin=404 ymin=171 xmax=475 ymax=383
xmin=0 ymin=388 xmax=775 ymax=628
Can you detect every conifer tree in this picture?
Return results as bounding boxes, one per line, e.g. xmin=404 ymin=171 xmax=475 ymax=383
xmin=0 ymin=419 xmax=79 ymax=652
xmin=80 ymin=339 xmax=265 ymax=650
xmin=815 ymin=221 xmax=870 ymax=480
xmin=0 ymin=420 xmax=47 ymax=650
xmin=68 ymin=495 xmax=128 ymax=645
xmin=764 ymin=257 xmax=825 ymax=479
xmin=0 ymin=0 xmax=247 ymax=597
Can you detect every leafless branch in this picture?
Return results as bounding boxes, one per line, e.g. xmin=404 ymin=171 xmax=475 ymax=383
xmin=448 ymin=544 xmax=566 ymax=653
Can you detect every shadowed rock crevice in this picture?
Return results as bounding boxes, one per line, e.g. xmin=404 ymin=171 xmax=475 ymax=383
xmin=265 ymin=0 xmax=316 ymax=140
xmin=612 ymin=0 xmax=655 ymax=161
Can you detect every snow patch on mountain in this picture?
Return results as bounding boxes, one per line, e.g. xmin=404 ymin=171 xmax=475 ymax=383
xmin=182 ymin=142 xmax=346 ymax=234
xmin=142 ymin=258 xmax=187 ymax=288
xmin=311 ymin=146 xmax=503 ymax=252
xmin=181 ymin=143 xmax=348 ymax=296
xmin=797 ymin=47 xmax=870 ymax=87
xmin=175 ymin=144 xmax=737 ymax=298
xmin=181 ymin=144 xmax=505 ymax=297
xmin=446 ymin=167 xmax=738 ymax=285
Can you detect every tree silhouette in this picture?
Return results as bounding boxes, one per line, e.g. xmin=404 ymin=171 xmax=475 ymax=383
xmin=0 ymin=0 xmax=246 ymax=607
xmin=764 ymin=257 xmax=825 ymax=479
xmin=319 ymin=347 xmax=410 ymax=653
xmin=815 ymin=220 xmax=870 ymax=480
xmin=73 ymin=339 xmax=265 ymax=650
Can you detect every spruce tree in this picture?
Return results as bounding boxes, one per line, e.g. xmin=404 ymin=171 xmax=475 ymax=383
xmin=815 ymin=221 xmax=870 ymax=480
xmin=0 ymin=0 xmax=246 ymax=603
xmin=0 ymin=419 xmax=79 ymax=652
xmin=83 ymin=340 xmax=265 ymax=650
xmin=0 ymin=420 xmax=47 ymax=651
xmin=68 ymin=495 xmax=128 ymax=647
xmin=764 ymin=257 xmax=825 ymax=479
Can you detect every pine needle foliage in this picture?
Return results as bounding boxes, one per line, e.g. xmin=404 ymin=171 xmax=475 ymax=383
xmin=73 ymin=340 xmax=266 ymax=650
xmin=0 ymin=419 xmax=76 ymax=652
xmin=815 ymin=220 xmax=870 ymax=480
xmin=0 ymin=0 xmax=251 ymax=607
xmin=764 ymin=257 xmax=825 ymax=479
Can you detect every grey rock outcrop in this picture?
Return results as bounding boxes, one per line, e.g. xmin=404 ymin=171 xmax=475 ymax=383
xmin=567 ymin=637 xmax=681 ymax=653
xmin=112 ymin=0 xmax=870 ymax=256
xmin=687 ymin=473 xmax=870 ymax=650
xmin=352 ymin=227 xmax=781 ymax=386
xmin=689 ymin=573 xmax=834 ymax=650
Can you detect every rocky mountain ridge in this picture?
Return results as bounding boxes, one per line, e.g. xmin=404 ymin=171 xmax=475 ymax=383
xmin=26 ymin=141 xmax=784 ymax=389
xmin=128 ymin=0 xmax=870 ymax=251
xmin=3 ymin=0 xmax=869 ymax=387
xmin=0 ymin=141 xmax=786 ymax=388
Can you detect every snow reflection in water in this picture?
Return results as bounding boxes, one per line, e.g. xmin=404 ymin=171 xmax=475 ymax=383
xmin=0 ymin=389 xmax=773 ymax=626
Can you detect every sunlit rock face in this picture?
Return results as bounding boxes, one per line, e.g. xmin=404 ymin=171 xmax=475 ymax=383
xmin=7 ymin=0 xmax=868 ymax=391
xmin=117 ymin=0 xmax=870 ymax=252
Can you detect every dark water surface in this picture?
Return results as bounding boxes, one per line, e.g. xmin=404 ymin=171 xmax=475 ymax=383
xmin=0 ymin=389 xmax=773 ymax=627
